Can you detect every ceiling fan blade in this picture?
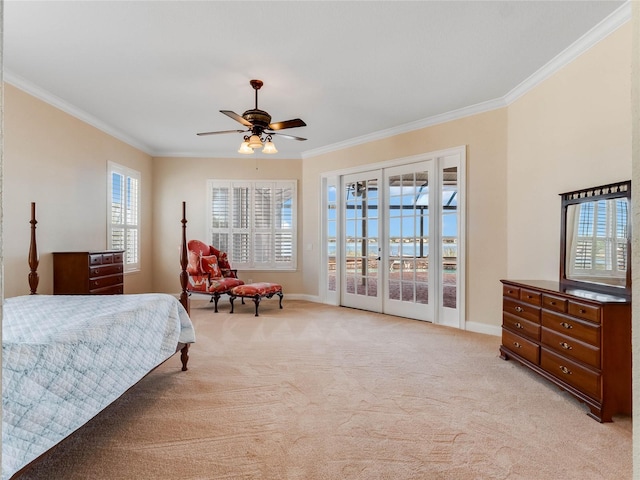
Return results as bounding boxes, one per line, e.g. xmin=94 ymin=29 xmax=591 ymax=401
xmin=268 ymin=118 xmax=307 ymax=130
xmin=270 ymin=132 xmax=307 ymax=141
xmin=197 ymin=129 xmax=246 ymax=136
xmin=220 ymin=110 xmax=253 ymax=127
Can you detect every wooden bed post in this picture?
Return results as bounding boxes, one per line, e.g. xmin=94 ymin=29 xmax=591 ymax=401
xmin=28 ymin=202 xmax=40 ymax=295
xmin=179 ymin=201 xmax=190 ymax=315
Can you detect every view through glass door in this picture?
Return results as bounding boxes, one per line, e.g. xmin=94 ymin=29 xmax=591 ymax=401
xmin=383 ymin=161 xmax=435 ymax=321
xmin=327 ymin=148 xmax=465 ymax=328
xmin=341 ymin=171 xmax=382 ymax=312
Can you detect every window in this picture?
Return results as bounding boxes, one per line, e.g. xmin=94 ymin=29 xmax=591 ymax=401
xmin=207 ymin=180 xmax=297 ymax=270
xmin=108 ymin=162 xmax=140 ymax=272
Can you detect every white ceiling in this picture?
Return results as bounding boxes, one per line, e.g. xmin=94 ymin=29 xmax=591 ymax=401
xmin=3 ymin=1 xmax=628 ymax=159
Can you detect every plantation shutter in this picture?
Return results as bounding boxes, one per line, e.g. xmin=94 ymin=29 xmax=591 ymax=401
xmin=207 ymin=180 xmax=296 ymax=270
xmin=108 ymin=162 xmax=140 ymax=272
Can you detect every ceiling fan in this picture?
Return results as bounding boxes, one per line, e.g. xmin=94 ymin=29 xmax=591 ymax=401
xmin=197 ymin=79 xmax=307 ymax=154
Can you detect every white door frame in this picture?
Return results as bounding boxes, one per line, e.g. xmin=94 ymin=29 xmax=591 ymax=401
xmin=319 ymin=146 xmax=466 ymax=329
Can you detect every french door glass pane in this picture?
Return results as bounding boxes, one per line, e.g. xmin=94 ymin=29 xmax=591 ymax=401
xmin=388 ymin=170 xmax=429 ymax=305
xmin=344 ymin=178 xmax=378 ymax=298
xmin=442 ymin=166 xmax=458 ymax=309
xmin=327 ymin=184 xmax=337 ymax=292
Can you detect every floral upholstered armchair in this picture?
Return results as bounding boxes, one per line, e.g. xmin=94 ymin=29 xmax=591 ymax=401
xmin=186 ymin=240 xmax=244 ymax=312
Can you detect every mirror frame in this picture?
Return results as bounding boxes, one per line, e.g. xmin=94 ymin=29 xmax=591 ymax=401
xmin=559 ymin=180 xmax=631 ymax=299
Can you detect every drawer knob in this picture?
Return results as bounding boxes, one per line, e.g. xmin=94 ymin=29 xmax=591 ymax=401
xmin=559 ymin=342 xmax=572 ymax=350
xmin=560 ymin=322 xmax=573 ymax=329
xmin=508 ymin=290 xmax=514 ymax=294
xmin=550 ymin=301 xmax=556 ymax=305
xmin=559 ymin=366 xmax=572 ymax=375
xmin=579 ymin=309 xmax=586 ymax=314
xmin=514 ymin=322 xmax=523 ymax=329
xmin=513 ymin=342 xmax=521 ymax=348
xmin=515 ymin=306 xmax=523 ymax=313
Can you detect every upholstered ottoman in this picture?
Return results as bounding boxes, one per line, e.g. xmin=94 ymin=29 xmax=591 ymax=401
xmin=229 ymin=282 xmax=283 ymax=316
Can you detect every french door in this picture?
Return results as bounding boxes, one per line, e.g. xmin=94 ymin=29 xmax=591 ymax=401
xmin=322 ymin=148 xmax=465 ymax=327
xmin=341 ymin=171 xmax=382 ymax=312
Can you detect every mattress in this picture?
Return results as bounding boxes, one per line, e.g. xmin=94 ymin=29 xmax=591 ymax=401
xmin=2 ymin=293 xmax=196 ymax=479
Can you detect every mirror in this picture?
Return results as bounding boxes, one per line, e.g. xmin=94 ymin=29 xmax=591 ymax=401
xmin=560 ymin=180 xmax=631 ymax=298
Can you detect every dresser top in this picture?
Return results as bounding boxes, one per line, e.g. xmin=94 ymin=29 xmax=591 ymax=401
xmin=501 ymin=279 xmax=630 ymax=304
xmin=53 ymin=250 xmax=125 ymax=254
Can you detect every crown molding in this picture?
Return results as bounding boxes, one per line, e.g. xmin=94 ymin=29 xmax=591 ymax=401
xmin=301 ymin=97 xmax=507 ymax=159
xmin=303 ymin=1 xmax=631 ymax=160
xmin=3 ymin=70 xmax=155 ymax=156
xmin=503 ymin=1 xmax=631 ymax=105
xmin=4 ymin=1 xmax=631 ymax=161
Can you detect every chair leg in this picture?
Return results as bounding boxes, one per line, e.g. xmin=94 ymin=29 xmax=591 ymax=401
xmin=212 ymin=293 xmax=221 ymax=313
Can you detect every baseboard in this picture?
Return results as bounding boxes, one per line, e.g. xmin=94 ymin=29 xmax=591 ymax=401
xmin=465 ymin=321 xmax=501 ymax=337
xmin=282 ymin=293 xmax=321 ymax=302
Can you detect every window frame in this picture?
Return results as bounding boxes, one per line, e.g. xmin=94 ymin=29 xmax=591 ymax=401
xmin=207 ymin=179 xmax=297 ymax=271
xmin=107 ymin=161 xmax=141 ymax=273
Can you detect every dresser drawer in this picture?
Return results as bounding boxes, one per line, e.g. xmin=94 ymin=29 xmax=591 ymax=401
xmin=89 ymin=254 xmax=103 ymax=266
xmin=90 ymin=264 xmax=123 ymax=278
xmin=113 ymin=252 xmax=124 ymax=264
xmin=519 ymin=288 xmax=541 ymax=306
xmin=568 ymin=301 xmax=600 ymax=323
xmin=541 ymin=310 xmax=600 ymax=346
xmin=503 ymin=284 xmax=520 ymax=299
xmin=503 ymin=312 xmax=540 ymax=341
xmin=89 ymin=274 xmax=123 ymax=291
xmin=541 ymin=327 xmax=600 ymax=369
xmin=541 ymin=348 xmax=600 ymax=400
xmin=503 ymin=298 xmax=540 ymax=323
xmin=542 ymin=294 xmax=567 ymax=313
xmin=90 ymin=284 xmax=124 ymax=295
xmin=502 ymin=328 xmax=539 ymax=364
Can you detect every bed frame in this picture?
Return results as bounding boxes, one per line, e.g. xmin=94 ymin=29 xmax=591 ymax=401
xmin=9 ymin=202 xmax=194 ymax=479
xmin=27 ymin=201 xmax=192 ymax=371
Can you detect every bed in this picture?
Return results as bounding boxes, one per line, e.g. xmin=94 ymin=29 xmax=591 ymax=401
xmin=2 ymin=203 xmax=195 ymax=480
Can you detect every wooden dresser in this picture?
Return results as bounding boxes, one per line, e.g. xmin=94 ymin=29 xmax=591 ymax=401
xmin=499 ymin=279 xmax=631 ymax=422
xmin=53 ymin=250 xmax=125 ymax=295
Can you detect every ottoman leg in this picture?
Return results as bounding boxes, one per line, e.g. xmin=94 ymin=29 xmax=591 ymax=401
xmin=252 ymin=295 xmax=261 ymax=316
xmin=277 ymin=291 xmax=283 ymax=309
xmin=229 ymin=295 xmax=236 ymax=314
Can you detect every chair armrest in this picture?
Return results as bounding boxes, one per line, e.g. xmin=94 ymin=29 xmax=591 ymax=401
xmin=221 ymin=268 xmax=239 ymax=279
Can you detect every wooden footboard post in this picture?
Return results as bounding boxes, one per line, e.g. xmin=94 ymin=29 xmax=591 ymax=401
xmin=179 ymin=201 xmax=191 ymax=315
xmin=29 ymin=202 xmax=40 ymax=295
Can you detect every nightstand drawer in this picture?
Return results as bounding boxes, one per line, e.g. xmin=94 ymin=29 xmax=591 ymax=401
xmin=89 ymin=274 xmax=123 ymax=291
xmin=502 ymin=328 xmax=539 ymax=364
xmin=541 ymin=348 xmax=600 ymax=400
xmin=90 ymin=264 xmax=123 ymax=278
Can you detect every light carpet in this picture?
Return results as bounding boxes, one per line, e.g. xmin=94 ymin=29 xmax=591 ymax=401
xmin=19 ymin=300 xmax=631 ymax=479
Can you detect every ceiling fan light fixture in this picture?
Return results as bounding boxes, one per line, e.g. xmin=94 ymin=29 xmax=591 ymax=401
xmin=262 ymin=140 xmax=278 ymax=154
xmin=247 ymin=134 xmax=263 ymax=149
xmin=238 ymin=141 xmax=254 ymax=154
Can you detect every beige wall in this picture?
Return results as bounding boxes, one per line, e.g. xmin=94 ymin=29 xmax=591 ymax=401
xmin=2 ymin=21 xmax=630 ymax=334
xmin=302 ymin=109 xmax=508 ymax=331
xmin=151 ymin=156 xmax=304 ymax=295
xmin=3 ymin=84 xmax=154 ymax=297
xmin=507 ymin=24 xmax=632 ymax=282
